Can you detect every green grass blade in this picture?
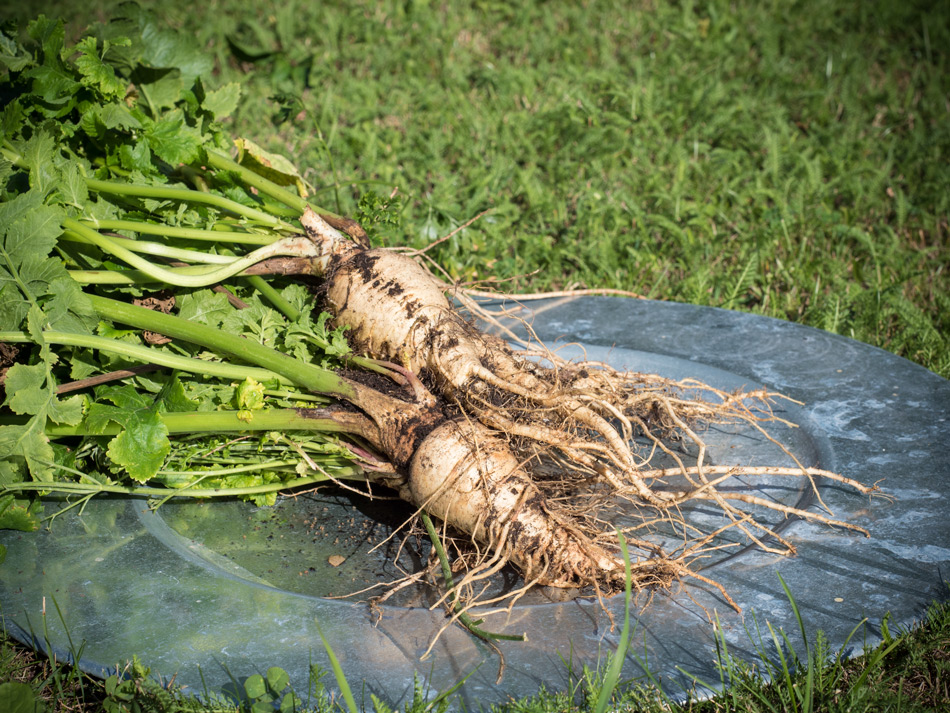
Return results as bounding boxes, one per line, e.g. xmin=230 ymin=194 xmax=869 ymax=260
xmin=593 ymin=531 xmax=633 ymax=713
xmin=315 ymin=622 xmax=358 ymax=713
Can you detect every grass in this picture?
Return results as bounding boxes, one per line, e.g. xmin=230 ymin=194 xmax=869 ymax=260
xmin=1 ymin=0 xmax=949 ymax=709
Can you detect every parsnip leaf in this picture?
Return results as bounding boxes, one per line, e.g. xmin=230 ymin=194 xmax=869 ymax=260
xmin=0 ymin=421 xmax=56 ymax=483
xmin=117 ymin=140 xmax=153 ymax=172
xmin=27 ymin=15 xmax=66 ymax=64
xmin=106 ymin=413 xmax=170 ymax=483
xmin=144 ymin=109 xmax=203 ymax=164
xmin=74 ymin=36 xmax=127 ymax=99
xmin=3 ymin=363 xmax=81 ymax=425
xmin=177 ymin=289 xmax=232 ymax=328
xmin=86 ymin=385 xmax=170 ymax=482
xmin=0 ymin=30 xmax=31 ymax=72
xmin=157 ymin=373 xmax=200 ymax=413
xmin=221 ymin=300 xmax=286 ymax=347
xmin=0 ymin=494 xmax=41 ymax=532
xmin=45 ymin=277 xmax=97 ymax=333
xmin=1 ymin=9 xmax=357 ymax=504
xmin=23 ymin=63 xmax=79 ymax=107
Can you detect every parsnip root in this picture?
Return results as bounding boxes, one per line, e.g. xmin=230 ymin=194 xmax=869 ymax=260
xmin=301 ymin=208 xmax=875 ymax=607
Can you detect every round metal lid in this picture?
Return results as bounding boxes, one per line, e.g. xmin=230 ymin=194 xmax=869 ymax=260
xmin=2 ymin=297 xmax=948 ymax=708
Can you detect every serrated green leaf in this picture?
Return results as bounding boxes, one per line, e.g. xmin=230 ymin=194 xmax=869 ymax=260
xmin=202 ymin=82 xmax=241 ymax=119
xmin=106 ymin=408 xmax=169 ymax=482
xmin=47 ymin=392 xmax=84 ymax=426
xmin=138 ymin=20 xmax=213 ymax=87
xmin=67 ymin=346 xmax=99 ymax=379
xmin=27 ymin=15 xmax=66 ymax=66
xmin=0 ymin=31 xmax=31 ymax=73
xmin=16 ymin=131 xmax=61 ymax=195
xmin=0 ymin=283 xmax=30 ymax=330
xmin=3 ymin=362 xmax=51 ymax=416
xmin=90 ymin=383 xmax=152 ymax=413
xmin=0 ymin=189 xmax=44 ymax=238
xmin=44 ymin=277 xmax=97 ymax=334
xmin=10 ymin=254 xmax=70 ymax=306
xmin=1 ymin=204 xmax=64 ymax=262
xmin=157 ymin=373 xmax=199 ymax=412
xmin=117 ymin=140 xmax=153 ymax=172
xmin=78 ymin=102 xmax=141 ymax=142
xmin=221 ymin=301 xmax=285 ymax=347
xmin=0 ymin=494 xmax=41 ymax=532
xmin=145 ymin=109 xmax=202 ymax=164
xmin=3 ymin=361 xmax=84 ymax=425
xmin=1 ymin=99 xmax=25 ymax=141
xmin=85 ymin=385 xmax=170 ymax=481
xmin=0 ymin=421 xmax=56 ymax=482
xmin=96 ymin=321 xmax=139 ymax=340
xmin=98 ymin=102 xmax=142 ymax=130
xmin=74 ymin=36 xmax=127 ymax=99
xmin=176 ymin=290 xmax=232 ymax=328
xmin=137 ymin=68 xmax=184 ymax=111
xmin=24 ymin=63 xmax=79 ymax=106
xmin=78 ymin=105 xmax=103 ymax=139
xmin=55 ymin=163 xmax=88 ymax=210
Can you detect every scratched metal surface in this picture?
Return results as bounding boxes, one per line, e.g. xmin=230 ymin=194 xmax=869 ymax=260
xmin=2 ymin=297 xmax=948 ymax=708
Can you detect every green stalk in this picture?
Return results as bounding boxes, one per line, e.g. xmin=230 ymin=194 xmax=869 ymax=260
xmin=61 ymin=231 xmax=238 ymax=264
xmin=88 ymin=294 xmax=356 ymax=399
xmin=84 ymin=177 xmax=295 ymax=229
xmin=68 ymin=268 xmax=221 ymax=285
xmin=0 ymin=142 xmax=25 ymax=167
xmin=204 ymin=149 xmax=318 ymax=216
xmin=27 ymin=408 xmax=371 ymax=438
xmin=62 ymin=221 xmax=316 ymax=288
xmin=0 ymin=330 xmax=290 ymax=385
xmin=79 ymin=219 xmax=276 ymax=246
xmin=245 ymin=274 xmax=302 ymax=321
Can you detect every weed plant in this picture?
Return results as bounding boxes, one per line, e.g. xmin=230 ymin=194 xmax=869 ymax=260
xmin=1 ymin=0 xmax=948 ymax=710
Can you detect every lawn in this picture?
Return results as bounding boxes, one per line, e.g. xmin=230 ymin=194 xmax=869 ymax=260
xmin=1 ymin=0 xmax=948 ymax=710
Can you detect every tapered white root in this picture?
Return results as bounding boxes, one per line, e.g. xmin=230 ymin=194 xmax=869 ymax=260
xmin=405 ymin=418 xmax=730 ymax=600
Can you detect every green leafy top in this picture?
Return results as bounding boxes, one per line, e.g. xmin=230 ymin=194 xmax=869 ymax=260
xmin=0 ymin=8 xmax=362 ymax=530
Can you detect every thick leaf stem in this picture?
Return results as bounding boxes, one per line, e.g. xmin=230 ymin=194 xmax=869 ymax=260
xmin=34 ymin=408 xmax=374 ymax=438
xmin=61 ymin=231 xmax=239 ymax=264
xmin=245 ymin=274 xmax=301 ymax=321
xmin=79 ymin=219 xmax=276 ymax=246
xmin=204 ymin=149 xmax=317 ymax=216
xmin=0 ymin=330 xmax=290 ymax=385
xmin=84 ymin=178 xmax=295 ymax=229
xmin=62 ymin=220 xmax=317 ymax=288
xmin=88 ymin=295 xmax=357 ymax=400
